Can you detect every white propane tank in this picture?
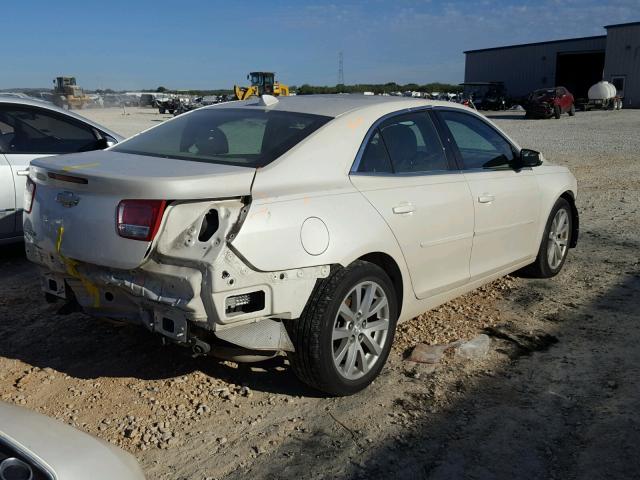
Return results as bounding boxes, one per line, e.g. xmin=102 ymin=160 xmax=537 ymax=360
xmin=588 ymin=81 xmax=617 ymax=100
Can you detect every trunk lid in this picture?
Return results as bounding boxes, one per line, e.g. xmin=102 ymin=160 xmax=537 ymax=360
xmin=26 ymin=151 xmax=255 ymax=269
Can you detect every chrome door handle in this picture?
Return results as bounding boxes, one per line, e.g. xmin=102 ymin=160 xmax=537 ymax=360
xmin=478 ymin=194 xmax=495 ymax=204
xmin=16 ymin=169 xmax=29 ymax=176
xmin=393 ymin=203 xmax=415 ymax=215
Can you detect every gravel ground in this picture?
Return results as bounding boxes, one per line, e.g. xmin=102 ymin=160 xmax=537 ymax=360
xmin=1 ymin=106 xmax=639 ymax=479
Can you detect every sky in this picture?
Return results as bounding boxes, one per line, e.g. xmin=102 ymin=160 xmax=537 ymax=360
xmin=4 ymin=0 xmax=639 ymax=90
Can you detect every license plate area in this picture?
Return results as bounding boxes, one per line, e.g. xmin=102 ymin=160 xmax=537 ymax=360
xmin=42 ymin=273 xmax=66 ymax=299
xmin=153 ymin=311 xmax=188 ymax=342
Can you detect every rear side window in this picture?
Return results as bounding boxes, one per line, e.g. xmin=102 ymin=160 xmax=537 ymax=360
xmin=439 ymin=110 xmax=515 ymax=169
xmin=113 ymin=108 xmax=332 ymax=168
xmin=357 ymin=112 xmax=449 ymax=174
xmin=0 ymin=105 xmax=97 ymax=154
xmin=378 ymin=112 xmax=448 ymax=173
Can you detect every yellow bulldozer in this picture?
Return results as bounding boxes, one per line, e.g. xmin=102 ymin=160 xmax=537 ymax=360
xmin=52 ymin=76 xmax=90 ymax=110
xmin=234 ymin=72 xmax=290 ymax=100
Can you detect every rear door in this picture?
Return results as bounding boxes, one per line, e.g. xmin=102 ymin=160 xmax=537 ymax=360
xmin=350 ymin=110 xmax=474 ymax=299
xmin=0 ymin=103 xmax=102 ymax=233
xmin=435 ymin=108 xmax=540 ymax=279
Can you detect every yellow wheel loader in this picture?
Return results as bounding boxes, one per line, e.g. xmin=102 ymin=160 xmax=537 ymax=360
xmin=52 ymin=76 xmax=90 ymax=110
xmin=234 ymin=72 xmax=290 ymax=100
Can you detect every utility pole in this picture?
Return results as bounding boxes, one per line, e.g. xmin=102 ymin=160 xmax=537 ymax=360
xmin=338 ymin=51 xmax=344 ymax=85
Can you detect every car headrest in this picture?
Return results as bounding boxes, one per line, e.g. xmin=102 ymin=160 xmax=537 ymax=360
xmin=381 ymin=124 xmax=417 ymax=161
xmin=182 ymin=124 xmax=229 ymax=156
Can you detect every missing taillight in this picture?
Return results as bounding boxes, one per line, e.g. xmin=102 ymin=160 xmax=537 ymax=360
xmin=198 ymin=209 xmax=219 ymax=242
xmin=116 ymin=199 xmax=166 ymax=241
xmin=24 ymin=177 xmax=36 ymax=214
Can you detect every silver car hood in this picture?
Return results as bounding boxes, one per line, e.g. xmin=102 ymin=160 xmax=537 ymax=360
xmin=0 ymin=402 xmax=145 ymax=479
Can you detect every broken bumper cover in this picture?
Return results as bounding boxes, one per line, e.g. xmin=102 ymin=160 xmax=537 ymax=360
xmin=27 ymin=243 xmax=329 ymax=351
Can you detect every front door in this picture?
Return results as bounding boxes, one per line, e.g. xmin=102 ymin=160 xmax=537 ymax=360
xmin=436 ymin=109 xmax=541 ymax=279
xmin=350 ymin=110 xmax=474 ymax=299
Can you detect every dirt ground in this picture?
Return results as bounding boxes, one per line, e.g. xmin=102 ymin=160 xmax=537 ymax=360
xmin=1 ymin=107 xmax=639 ymax=479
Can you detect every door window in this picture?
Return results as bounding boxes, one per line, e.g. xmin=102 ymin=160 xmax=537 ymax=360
xmin=378 ymin=112 xmax=448 ymax=173
xmin=439 ymin=110 xmax=515 ymax=170
xmin=0 ymin=105 xmax=98 ymax=154
xmin=611 ymin=76 xmax=625 ymax=97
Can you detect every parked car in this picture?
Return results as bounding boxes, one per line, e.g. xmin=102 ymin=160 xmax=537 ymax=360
xmin=461 ymin=82 xmax=509 ymax=110
xmin=0 ymin=401 xmax=145 ymax=479
xmin=525 ymin=87 xmax=575 ymax=119
xmin=24 ymin=95 xmax=578 ymax=396
xmin=0 ymin=96 xmax=123 ymax=244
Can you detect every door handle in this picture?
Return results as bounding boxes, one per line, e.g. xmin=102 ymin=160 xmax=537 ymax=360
xmin=478 ymin=194 xmax=495 ymax=204
xmin=16 ymin=169 xmax=29 ymax=176
xmin=393 ymin=203 xmax=415 ymax=215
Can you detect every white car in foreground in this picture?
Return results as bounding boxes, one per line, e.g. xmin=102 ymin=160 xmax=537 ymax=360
xmin=24 ymin=95 xmax=578 ymax=395
xmin=0 ymin=402 xmax=144 ymax=479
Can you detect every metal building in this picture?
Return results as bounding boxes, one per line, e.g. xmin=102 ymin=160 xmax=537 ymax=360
xmin=464 ymin=21 xmax=640 ymax=107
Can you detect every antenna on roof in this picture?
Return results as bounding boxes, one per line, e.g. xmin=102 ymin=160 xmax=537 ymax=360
xmin=258 ymin=94 xmax=279 ymax=107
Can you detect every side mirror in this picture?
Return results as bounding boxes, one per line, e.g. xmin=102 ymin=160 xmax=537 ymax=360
xmin=517 ymin=148 xmax=543 ymax=168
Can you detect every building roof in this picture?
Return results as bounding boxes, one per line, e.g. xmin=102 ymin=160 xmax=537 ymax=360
xmin=605 ymin=21 xmax=640 ymax=29
xmin=464 ymin=34 xmax=606 ymax=54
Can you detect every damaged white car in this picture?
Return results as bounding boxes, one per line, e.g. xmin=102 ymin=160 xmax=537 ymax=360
xmin=24 ymin=95 xmax=578 ymax=395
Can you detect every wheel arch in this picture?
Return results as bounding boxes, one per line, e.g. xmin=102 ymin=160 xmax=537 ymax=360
xmin=559 ymin=190 xmax=579 ymax=248
xmin=356 ymin=252 xmax=404 ymax=319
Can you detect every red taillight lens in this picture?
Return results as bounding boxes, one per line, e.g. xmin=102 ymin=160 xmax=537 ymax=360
xmin=24 ymin=177 xmax=36 ymax=214
xmin=116 ymin=200 xmax=166 ymax=241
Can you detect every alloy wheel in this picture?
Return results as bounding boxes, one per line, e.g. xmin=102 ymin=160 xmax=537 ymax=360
xmin=547 ymin=208 xmax=570 ymax=269
xmin=331 ymin=281 xmax=390 ymax=380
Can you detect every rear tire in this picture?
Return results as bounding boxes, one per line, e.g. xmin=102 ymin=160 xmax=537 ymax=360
xmin=286 ymin=261 xmax=398 ymax=396
xmin=554 ymin=106 xmax=561 ymax=119
xmin=521 ymin=198 xmax=573 ymax=278
xmin=568 ymin=104 xmax=575 ymax=116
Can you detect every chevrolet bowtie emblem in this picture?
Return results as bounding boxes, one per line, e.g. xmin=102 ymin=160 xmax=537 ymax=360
xmin=56 ymin=191 xmax=80 ymax=208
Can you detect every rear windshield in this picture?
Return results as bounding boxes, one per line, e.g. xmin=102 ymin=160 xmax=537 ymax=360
xmin=112 ymin=108 xmax=332 ymax=168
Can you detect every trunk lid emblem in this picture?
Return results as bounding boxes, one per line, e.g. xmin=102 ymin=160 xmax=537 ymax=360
xmin=56 ymin=191 xmax=80 ymax=208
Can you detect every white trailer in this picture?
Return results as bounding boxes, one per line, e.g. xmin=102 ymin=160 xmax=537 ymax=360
xmin=579 ymin=81 xmax=623 ymax=111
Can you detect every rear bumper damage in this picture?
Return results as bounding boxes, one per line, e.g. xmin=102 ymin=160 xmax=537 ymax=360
xmin=28 ymin=243 xmax=329 ymax=352
xmin=25 ymin=197 xmax=330 ymax=355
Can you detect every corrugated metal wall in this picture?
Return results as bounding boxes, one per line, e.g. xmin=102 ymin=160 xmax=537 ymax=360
xmin=464 ymin=37 xmax=607 ymax=99
xmin=604 ymin=24 xmax=640 ymax=108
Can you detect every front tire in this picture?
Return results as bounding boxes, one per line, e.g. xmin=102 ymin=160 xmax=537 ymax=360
xmin=568 ymin=104 xmax=575 ymax=116
xmin=554 ymin=106 xmax=561 ymax=119
xmin=522 ymin=198 xmax=572 ymax=278
xmin=286 ymin=261 xmax=398 ymax=396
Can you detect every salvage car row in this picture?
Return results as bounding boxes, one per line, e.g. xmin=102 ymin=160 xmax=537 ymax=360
xmin=1 ymin=93 xmax=579 ymax=479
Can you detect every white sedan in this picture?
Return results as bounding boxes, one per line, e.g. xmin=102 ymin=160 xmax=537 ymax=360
xmin=0 ymin=96 xmax=122 ymax=244
xmin=24 ymin=95 xmax=578 ymax=395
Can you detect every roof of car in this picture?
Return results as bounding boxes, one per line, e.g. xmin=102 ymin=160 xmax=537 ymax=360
xmin=0 ymin=94 xmax=124 ymax=141
xmin=206 ymin=94 xmax=463 ymax=118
